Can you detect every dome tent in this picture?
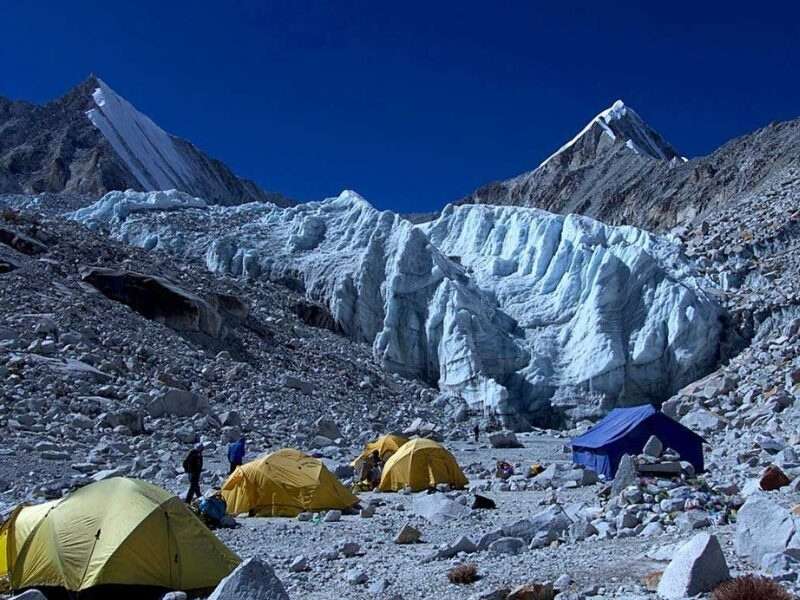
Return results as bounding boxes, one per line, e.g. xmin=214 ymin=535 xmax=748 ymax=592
xmin=221 ymin=448 xmax=359 ymax=517
xmin=378 ymin=438 xmax=468 ymax=492
xmin=351 ymin=434 xmax=409 ymax=466
xmin=0 ymin=478 xmax=239 ymax=596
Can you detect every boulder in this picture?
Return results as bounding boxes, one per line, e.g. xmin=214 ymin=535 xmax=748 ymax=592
xmin=345 ymin=568 xmax=368 ymax=585
xmin=735 ymin=495 xmax=800 ymax=563
xmin=412 ymin=493 xmax=469 ymax=524
xmin=80 ymin=266 xmax=245 ymax=338
xmin=219 ymin=411 xmax=242 ymax=427
xmin=322 ymin=510 xmax=342 ymax=523
xmin=488 ymin=430 xmax=522 ymax=448
xmin=643 ymin=435 xmax=664 ymax=458
xmin=680 ymin=409 xmax=724 ymax=432
xmin=611 ymin=454 xmax=637 ymax=497
xmin=394 ymin=523 xmax=421 ymax=544
xmin=99 ymin=409 xmax=145 ymax=434
xmin=488 ymin=537 xmax=526 ymax=555
xmin=760 ymin=465 xmax=791 ymax=491
xmin=148 ymin=388 xmax=208 ymax=418
xmin=472 ymin=494 xmax=497 ymax=510
xmin=207 ymin=557 xmax=289 ymax=600
xmin=656 ymin=533 xmax=729 ymax=599
xmin=761 ymin=550 xmax=800 ymax=576
xmin=314 ymin=416 xmax=341 ymax=440
xmin=501 ymin=504 xmax=571 ymax=544
xmin=675 ymin=510 xmax=710 ymax=532
xmin=437 ymin=535 xmax=478 ymax=558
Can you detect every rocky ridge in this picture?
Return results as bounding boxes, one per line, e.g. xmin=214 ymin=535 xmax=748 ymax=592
xmin=460 ymin=102 xmax=800 ymax=233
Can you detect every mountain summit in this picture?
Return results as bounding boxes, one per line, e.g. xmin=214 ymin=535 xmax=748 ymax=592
xmin=0 ymin=76 xmax=290 ymax=206
xmin=458 ymin=100 xmax=683 ymax=223
xmin=538 ymin=99 xmax=681 ymax=169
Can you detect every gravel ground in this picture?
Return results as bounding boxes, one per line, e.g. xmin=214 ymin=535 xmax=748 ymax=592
xmin=211 ymin=434 xmax=751 ymax=600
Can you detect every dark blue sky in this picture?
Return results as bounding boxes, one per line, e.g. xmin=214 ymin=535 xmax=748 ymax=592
xmin=3 ymin=1 xmax=799 ymax=212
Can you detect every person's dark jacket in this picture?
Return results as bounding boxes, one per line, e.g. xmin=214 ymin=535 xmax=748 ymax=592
xmin=228 ymin=439 xmax=246 ymax=464
xmin=183 ymin=449 xmax=203 ymax=476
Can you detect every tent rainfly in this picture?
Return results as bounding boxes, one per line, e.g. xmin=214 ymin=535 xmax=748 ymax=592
xmin=221 ymin=448 xmax=359 ymax=517
xmin=0 ymin=477 xmax=239 ymax=594
xmin=351 ymin=434 xmax=409 ymax=467
xmin=570 ymin=404 xmax=705 ymax=479
xmin=378 ymin=438 xmax=468 ymax=492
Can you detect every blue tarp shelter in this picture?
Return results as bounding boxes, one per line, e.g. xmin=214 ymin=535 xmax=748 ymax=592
xmin=570 ymin=404 xmax=704 ymax=479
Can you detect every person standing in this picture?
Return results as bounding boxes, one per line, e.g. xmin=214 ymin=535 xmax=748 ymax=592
xmin=473 ymin=423 xmax=480 ymax=443
xmin=227 ymin=436 xmax=246 ymax=474
xmin=183 ymin=443 xmax=204 ymax=503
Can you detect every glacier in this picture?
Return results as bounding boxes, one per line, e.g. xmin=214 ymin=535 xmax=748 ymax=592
xmin=70 ymin=189 xmax=722 ymax=429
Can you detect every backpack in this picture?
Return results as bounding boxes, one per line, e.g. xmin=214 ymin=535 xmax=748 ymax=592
xmin=198 ymin=496 xmax=227 ymax=525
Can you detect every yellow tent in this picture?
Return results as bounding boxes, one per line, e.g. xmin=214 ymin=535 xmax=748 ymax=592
xmin=378 ymin=438 xmax=468 ymax=492
xmin=0 ymin=477 xmax=239 ymax=593
xmin=351 ymin=434 xmax=409 ymax=466
xmin=221 ymin=448 xmax=359 ymax=517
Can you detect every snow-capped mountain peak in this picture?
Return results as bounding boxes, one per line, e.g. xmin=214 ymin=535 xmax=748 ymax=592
xmin=538 ymin=99 xmax=680 ymax=169
xmin=0 ymin=75 xmax=290 ymax=205
xmin=86 ymin=78 xmax=196 ymax=193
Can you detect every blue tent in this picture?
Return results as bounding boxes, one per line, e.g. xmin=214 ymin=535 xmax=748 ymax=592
xmin=570 ymin=404 xmax=704 ymax=479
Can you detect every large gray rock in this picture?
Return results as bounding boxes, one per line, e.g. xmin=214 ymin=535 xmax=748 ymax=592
xmin=148 ymin=387 xmax=208 ymax=417
xmin=394 ymin=523 xmax=421 ymax=544
xmin=207 ymin=557 xmax=289 ymax=600
xmin=99 ymin=409 xmax=145 ymax=434
xmin=735 ymin=495 xmax=800 ymax=563
xmin=611 ymin=454 xmax=637 ymax=497
xmin=412 ymin=493 xmax=469 ymax=524
xmin=488 ymin=537 xmax=526 ymax=555
xmin=488 ymin=430 xmax=522 ymax=448
xmin=80 ymin=266 xmax=247 ymax=338
xmin=680 ymin=409 xmax=724 ymax=433
xmin=500 ymin=504 xmax=571 ymax=544
xmin=643 ymin=435 xmax=663 ymax=458
xmin=656 ymin=533 xmax=729 ymax=599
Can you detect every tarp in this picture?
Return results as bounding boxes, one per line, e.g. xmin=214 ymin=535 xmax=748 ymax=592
xmin=0 ymin=478 xmax=239 ymax=593
xmin=378 ymin=438 xmax=468 ymax=492
xmin=351 ymin=434 xmax=409 ymax=466
xmin=571 ymin=404 xmax=705 ymax=479
xmin=221 ymin=448 xmax=358 ymax=517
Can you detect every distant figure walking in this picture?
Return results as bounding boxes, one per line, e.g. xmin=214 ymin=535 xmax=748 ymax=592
xmin=183 ymin=443 xmax=204 ymax=503
xmin=473 ymin=423 xmax=480 ymax=443
xmin=228 ymin=437 xmax=246 ymax=474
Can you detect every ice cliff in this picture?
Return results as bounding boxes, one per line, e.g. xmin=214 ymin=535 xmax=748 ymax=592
xmin=71 ymin=189 xmax=721 ymax=429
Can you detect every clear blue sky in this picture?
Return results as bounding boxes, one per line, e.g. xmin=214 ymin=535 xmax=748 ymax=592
xmin=2 ymin=1 xmax=799 ymax=212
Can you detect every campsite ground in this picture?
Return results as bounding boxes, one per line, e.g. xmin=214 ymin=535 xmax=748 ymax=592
xmin=211 ymin=433 xmax=741 ymax=600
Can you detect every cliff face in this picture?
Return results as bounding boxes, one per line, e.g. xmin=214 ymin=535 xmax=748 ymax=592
xmin=0 ymin=76 xmax=291 ymax=206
